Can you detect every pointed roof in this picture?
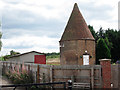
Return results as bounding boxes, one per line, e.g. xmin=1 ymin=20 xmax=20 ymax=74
xmin=60 ymin=3 xmax=95 ymax=42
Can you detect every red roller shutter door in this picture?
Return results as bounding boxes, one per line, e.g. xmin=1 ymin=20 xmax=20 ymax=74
xmin=34 ymin=55 xmax=46 ymax=64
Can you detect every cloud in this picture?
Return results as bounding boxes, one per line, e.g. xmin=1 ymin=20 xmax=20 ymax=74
xmin=1 ymin=35 xmax=59 ymax=55
xmin=2 ymin=2 xmax=65 ymax=40
xmin=3 ymin=35 xmax=58 ymax=48
xmin=2 ymin=0 xmax=72 ymax=20
xmin=2 ymin=27 xmax=63 ymax=40
xmin=2 ymin=0 xmax=118 ymax=31
xmin=76 ymin=1 xmax=118 ymax=30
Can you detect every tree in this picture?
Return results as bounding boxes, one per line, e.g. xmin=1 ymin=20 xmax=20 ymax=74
xmin=0 ymin=32 xmax=2 ymax=51
xmin=96 ymin=38 xmax=111 ymax=64
xmin=111 ymin=30 xmax=120 ymax=62
xmin=96 ymin=27 xmax=105 ymax=40
xmin=3 ymin=50 xmax=20 ymax=61
xmin=104 ymin=37 xmax=112 ymax=51
xmin=105 ymin=29 xmax=120 ymax=62
xmin=10 ymin=50 xmax=20 ymax=56
xmin=88 ymin=25 xmax=96 ymax=39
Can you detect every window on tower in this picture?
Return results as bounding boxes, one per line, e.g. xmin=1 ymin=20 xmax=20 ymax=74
xmin=60 ymin=43 xmax=64 ymax=47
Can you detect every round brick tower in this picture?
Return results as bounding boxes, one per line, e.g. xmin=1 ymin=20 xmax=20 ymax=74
xmin=59 ymin=3 xmax=95 ymax=65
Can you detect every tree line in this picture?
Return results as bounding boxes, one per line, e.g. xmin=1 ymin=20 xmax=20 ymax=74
xmin=88 ymin=25 xmax=120 ymax=64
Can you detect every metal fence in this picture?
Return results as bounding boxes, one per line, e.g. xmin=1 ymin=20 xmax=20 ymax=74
xmin=0 ymin=82 xmax=66 ymax=90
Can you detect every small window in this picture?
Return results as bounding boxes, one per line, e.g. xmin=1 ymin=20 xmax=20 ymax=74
xmin=60 ymin=43 xmax=64 ymax=47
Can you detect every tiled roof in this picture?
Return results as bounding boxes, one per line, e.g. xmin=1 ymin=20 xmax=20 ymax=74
xmin=60 ymin=3 xmax=95 ymax=42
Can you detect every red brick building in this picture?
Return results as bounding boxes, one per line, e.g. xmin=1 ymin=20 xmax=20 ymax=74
xmin=59 ymin=3 xmax=95 ymax=65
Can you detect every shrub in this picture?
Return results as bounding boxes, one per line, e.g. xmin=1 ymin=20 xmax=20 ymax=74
xmin=6 ymin=69 xmax=34 ymax=84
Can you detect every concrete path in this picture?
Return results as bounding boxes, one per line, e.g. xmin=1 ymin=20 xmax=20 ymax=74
xmin=0 ymin=62 xmax=11 ymax=85
xmin=0 ymin=74 xmax=26 ymax=90
xmin=0 ymin=76 xmax=12 ymax=85
xmin=0 ymin=62 xmax=13 ymax=90
xmin=0 ymin=62 xmax=15 ymax=90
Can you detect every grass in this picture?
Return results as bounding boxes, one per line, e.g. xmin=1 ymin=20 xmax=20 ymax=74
xmin=46 ymin=53 xmax=60 ymax=65
xmin=46 ymin=55 xmax=60 ymax=60
xmin=46 ymin=58 xmax=60 ymax=65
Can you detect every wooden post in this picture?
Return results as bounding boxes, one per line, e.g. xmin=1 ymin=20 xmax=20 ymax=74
xmin=10 ymin=62 xmax=12 ymax=69
xmin=91 ymin=67 xmax=94 ymax=88
xmin=2 ymin=62 xmax=5 ymax=74
xmin=50 ymin=65 xmax=53 ymax=82
xmin=6 ymin=62 xmax=8 ymax=67
xmin=28 ymin=65 xmax=30 ymax=73
xmin=37 ymin=65 xmax=40 ymax=83
xmin=6 ymin=62 xmax=8 ymax=71
xmin=43 ymin=73 xmax=46 ymax=83
xmin=71 ymin=76 xmax=75 ymax=83
xmin=14 ymin=63 xmax=17 ymax=71
xmin=20 ymin=64 xmax=22 ymax=73
xmin=5 ymin=62 xmax=8 ymax=73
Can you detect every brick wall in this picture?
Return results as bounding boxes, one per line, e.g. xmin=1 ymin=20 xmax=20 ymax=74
xmin=100 ymin=59 xmax=111 ymax=88
xmin=60 ymin=39 xmax=95 ymax=65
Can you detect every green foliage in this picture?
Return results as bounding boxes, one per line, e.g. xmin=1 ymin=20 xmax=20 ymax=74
xmin=104 ymin=37 xmax=112 ymax=51
xmin=46 ymin=55 xmax=60 ymax=59
xmin=46 ymin=52 xmax=60 ymax=56
xmin=45 ymin=52 xmax=60 ymax=59
xmin=96 ymin=38 xmax=111 ymax=64
xmin=2 ymin=55 xmax=11 ymax=61
xmin=88 ymin=25 xmax=120 ymax=63
xmin=0 ymin=50 xmax=20 ymax=61
xmin=0 ymin=56 xmax=5 ymax=61
xmin=104 ymin=29 xmax=120 ymax=63
xmin=88 ymin=25 xmax=96 ymax=39
xmin=97 ymin=27 xmax=105 ymax=38
xmin=10 ymin=50 xmax=20 ymax=56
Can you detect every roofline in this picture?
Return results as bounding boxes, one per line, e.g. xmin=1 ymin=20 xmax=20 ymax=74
xmin=8 ymin=51 xmax=45 ymax=58
xmin=59 ymin=38 xmax=95 ymax=42
xmin=59 ymin=3 xmax=95 ymax=42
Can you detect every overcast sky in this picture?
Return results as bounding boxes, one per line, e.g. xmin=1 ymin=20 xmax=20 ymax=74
xmin=0 ymin=0 xmax=119 ymax=55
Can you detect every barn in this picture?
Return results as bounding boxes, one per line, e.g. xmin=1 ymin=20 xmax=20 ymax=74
xmin=7 ymin=51 xmax=46 ymax=64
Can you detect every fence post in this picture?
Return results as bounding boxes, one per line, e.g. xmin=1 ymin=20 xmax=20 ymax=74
xmin=28 ymin=65 xmax=30 ymax=73
xmin=71 ymin=76 xmax=75 ymax=83
xmin=99 ymin=59 xmax=111 ymax=88
xmin=43 ymin=73 xmax=46 ymax=83
xmin=50 ymin=65 xmax=53 ymax=82
xmin=5 ymin=62 xmax=8 ymax=74
xmin=10 ymin=62 xmax=12 ymax=69
xmin=91 ymin=67 xmax=94 ymax=88
xmin=6 ymin=62 xmax=8 ymax=67
xmin=37 ymin=65 xmax=40 ymax=83
xmin=20 ymin=64 xmax=22 ymax=73
xmin=2 ymin=62 xmax=5 ymax=74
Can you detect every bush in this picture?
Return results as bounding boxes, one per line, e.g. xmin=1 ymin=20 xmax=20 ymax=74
xmin=6 ymin=70 xmax=34 ymax=84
